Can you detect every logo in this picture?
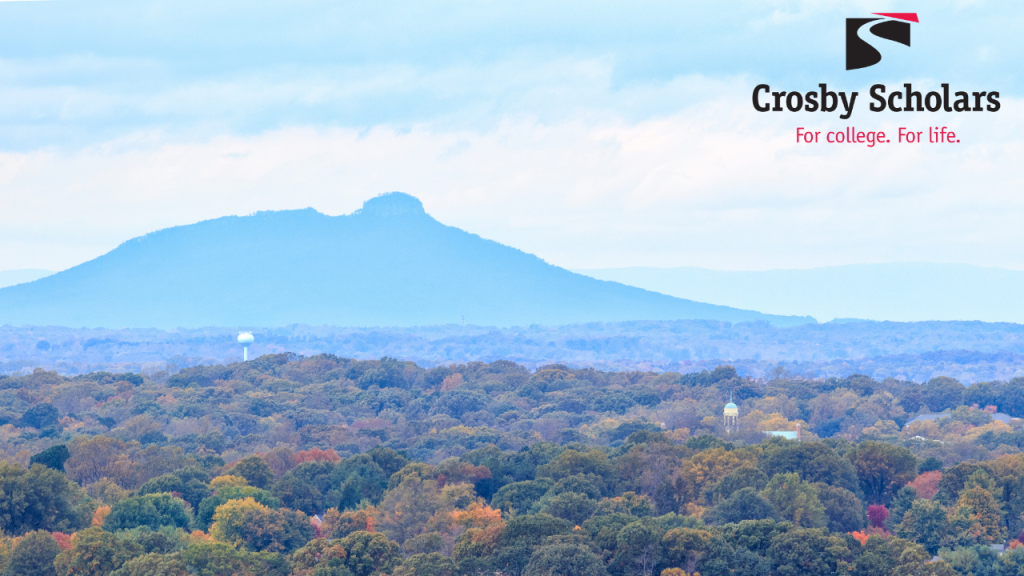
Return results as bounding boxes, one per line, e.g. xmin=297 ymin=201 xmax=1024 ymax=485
xmin=846 ymin=13 xmax=918 ymax=70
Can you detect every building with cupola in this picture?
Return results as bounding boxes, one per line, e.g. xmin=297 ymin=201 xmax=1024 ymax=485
xmin=723 ymin=393 xmax=738 ymax=434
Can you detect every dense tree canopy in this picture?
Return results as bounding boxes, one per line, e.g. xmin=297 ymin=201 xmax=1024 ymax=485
xmin=0 ymin=356 xmax=1021 ymax=576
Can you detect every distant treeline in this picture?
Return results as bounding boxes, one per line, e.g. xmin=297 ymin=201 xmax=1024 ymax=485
xmin=3 ymin=319 xmax=1024 ymax=382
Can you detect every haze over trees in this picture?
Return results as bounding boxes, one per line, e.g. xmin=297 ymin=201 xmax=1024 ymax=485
xmin=0 ymin=354 xmax=1023 ymax=574
xmin=5 ymin=318 xmax=1024 ymax=383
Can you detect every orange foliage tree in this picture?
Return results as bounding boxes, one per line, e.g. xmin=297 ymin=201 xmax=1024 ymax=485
xmin=906 ymin=471 xmax=941 ymax=500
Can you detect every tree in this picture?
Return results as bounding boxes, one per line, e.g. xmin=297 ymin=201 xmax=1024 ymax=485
xmin=662 ymin=527 xmax=713 ymax=574
xmin=867 ymin=505 xmax=889 ymax=528
xmin=64 ymin=437 xmax=135 ymax=488
xmin=541 ymin=492 xmax=596 ymax=526
xmin=761 ymin=473 xmax=826 ymax=528
xmin=886 ymin=486 xmax=917 ymax=531
xmin=104 ymin=494 xmax=192 ymax=531
xmin=232 ymin=457 xmax=274 ymax=490
xmin=951 ymin=487 xmax=1004 ymax=545
xmin=180 ymin=541 xmax=289 ymax=576
xmin=525 ymin=543 xmax=609 ymax=576
xmin=271 ymin=473 xmax=323 ymax=516
xmin=5 ymin=530 xmax=60 ymax=576
xmin=210 ymin=497 xmax=313 ymax=553
xmin=760 ymin=442 xmax=860 ymax=495
xmin=330 ymin=455 xmax=389 ymax=510
xmin=109 ymin=552 xmax=188 ymax=576
xmin=615 ymin=520 xmax=664 ymax=576
xmin=290 ymin=539 xmax=349 ymax=576
xmin=922 ymin=377 xmax=964 ymax=412
xmin=20 ymin=404 xmax=59 ymax=429
xmin=705 ymin=487 xmax=777 ymax=525
xmin=766 ymin=528 xmax=852 ymax=576
xmin=846 ymin=441 xmax=918 ymax=505
xmin=491 ymin=480 xmax=553 ymax=516
xmin=337 ymin=531 xmax=402 ymax=576
xmin=0 ymin=462 xmax=90 ymax=535
xmin=905 ymin=472 xmax=941 ymax=500
xmin=30 ymin=445 xmax=71 ymax=473
xmin=54 ymin=527 xmax=142 ymax=576
xmin=195 ymin=486 xmax=281 ymax=530
xmin=494 ymin=514 xmax=573 ymax=576
xmin=896 ymin=499 xmax=949 ymax=554
xmin=814 ymin=483 xmax=866 ymax=533
xmin=712 ymin=465 xmax=769 ymax=502
xmin=393 ymin=553 xmax=455 ymax=576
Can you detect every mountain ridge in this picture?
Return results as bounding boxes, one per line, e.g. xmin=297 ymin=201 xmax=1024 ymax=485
xmin=0 ymin=193 xmax=814 ymax=329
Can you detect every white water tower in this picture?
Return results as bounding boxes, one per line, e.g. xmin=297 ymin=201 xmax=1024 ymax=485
xmin=238 ymin=332 xmax=254 ymax=361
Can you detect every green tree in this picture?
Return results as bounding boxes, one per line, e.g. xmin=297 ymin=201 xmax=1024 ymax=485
xmin=138 ymin=473 xmax=211 ymax=512
xmin=705 ymin=487 xmax=777 ymax=525
xmin=30 ymin=445 xmax=71 ymax=473
xmin=662 ymin=527 xmax=712 ymax=574
xmin=615 ymin=519 xmax=664 ymax=576
xmin=525 ymin=543 xmax=609 ymax=576
xmin=232 ymin=457 xmax=274 ymax=490
xmin=760 ymin=442 xmax=860 ymax=495
xmin=767 ymin=528 xmax=852 ymax=576
xmin=109 ymin=552 xmax=188 ymax=576
xmin=886 ymin=485 xmax=918 ymax=531
xmin=491 ymin=480 xmax=553 ymax=516
xmin=761 ymin=473 xmax=826 ymax=528
xmin=271 ymin=473 xmax=323 ymax=516
xmin=180 ymin=541 xmax=288 ymax=576
xmin=337 ymin=531 xmax=402 ymax=576
xmin=712 ymin=465 xmax=769 ymax=502
xmin=104 ymin=494 xmax=192 ymax=531
xmin=0 ymin=462 xmax=90 ymax=535
xmin=54 ymin=527 xmax=142 ymax=576
xmin=922 ymin=377 xmax=965 ymax=412
xmin=5 ymin=530 xmax=60 ymax=576
xmin=896 ymin=499 xmax=949 ymax=554
xmin=541 ymin=492 xmax=596 ymax=526
xmin=846 ymin=441 xmax=918 ymax=505
xmin=494 ymin=514 xmax=573 ymax=576
xmin=330 ymin=455 xmax=389 ymax=509
xmin=814 ymin=483 xmax=867 ymax=533
xmin=393 ymin=552 xmax=455 ymax=576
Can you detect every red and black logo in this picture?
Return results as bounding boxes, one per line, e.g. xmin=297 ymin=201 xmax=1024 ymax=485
xmin=846 ymin=13 xmax=918 ymax=70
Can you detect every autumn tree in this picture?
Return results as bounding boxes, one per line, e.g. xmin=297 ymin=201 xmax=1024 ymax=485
xmin=210 ymin=497 xmax=313 ymax=553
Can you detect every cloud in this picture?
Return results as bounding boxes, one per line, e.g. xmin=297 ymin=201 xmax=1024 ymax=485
xmin=1 ymin=87 xmax=1022 ymax=272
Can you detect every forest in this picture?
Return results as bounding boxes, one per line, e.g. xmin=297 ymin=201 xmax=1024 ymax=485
xmin=2 ymin=353 xmax=1024 ymax=575
xmin=4 ymin=319 xmax=1024 ymax=383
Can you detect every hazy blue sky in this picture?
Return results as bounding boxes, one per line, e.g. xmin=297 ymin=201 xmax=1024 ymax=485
xmin=1 ymin=0 xmax=1021 ymax=272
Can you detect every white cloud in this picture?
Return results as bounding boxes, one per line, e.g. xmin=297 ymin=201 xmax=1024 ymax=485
xmin=1 ymin=88 xmax=1022 ymax=273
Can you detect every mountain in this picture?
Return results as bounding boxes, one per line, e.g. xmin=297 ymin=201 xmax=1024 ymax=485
xmin=0 ymin=269 xmax=52 ymax=289
xmin=575 ymin=264 xmax=1024 ymax=323
xmin=0 ymin=193 xmax=814 ymax=329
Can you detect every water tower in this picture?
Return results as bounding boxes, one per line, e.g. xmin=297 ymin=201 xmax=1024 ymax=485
xmin=238 ymin=332 xmax=254 ymax=361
